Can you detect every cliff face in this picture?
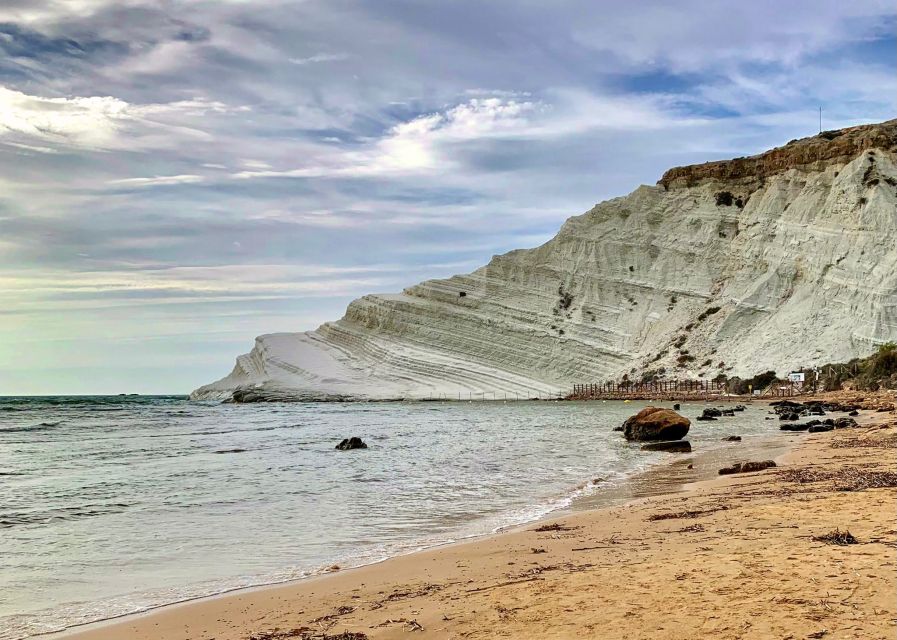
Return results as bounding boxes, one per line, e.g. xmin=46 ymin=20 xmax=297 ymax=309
xmin=192 ymin=120 xmax=897 ymax=401
xmin=659 ymin=120 xmax=897 ymax=188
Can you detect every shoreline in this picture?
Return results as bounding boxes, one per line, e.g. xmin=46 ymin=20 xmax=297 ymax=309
xmin=38 ymin=402 xmax=789 ymax=639
xmin=47 ymin=398 xmax=897 ymax=640
xmin=26 ymin=401 xmax=768 ymax=638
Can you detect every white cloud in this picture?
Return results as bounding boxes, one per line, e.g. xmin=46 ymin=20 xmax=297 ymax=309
xmin=288 ymin=53 xmax=350 ymax=65
xmin=1 ymin=140 xmax=61 ymax=154
xmin=108 ymin=174 xmax=205 ymax=187
xmin=230 ymin=92 xmax=701 ymax=181
xmin=0 ymin=86 xmax=248 ymax=153
xmin=233 ymin=97 xmax=546 ymax=179
xmin=0 ymin=86 xmax=130 ymax=149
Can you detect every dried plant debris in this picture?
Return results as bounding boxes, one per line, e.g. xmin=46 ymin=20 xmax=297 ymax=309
xmin=374 ymin=619 xmax=423 ymax=632
xmin=249 ymin=630 xmax=368 ymax=640
xmin=531 ymin=522 xmax=579 ymax=532
xmin=781 ymin=466 xmax=897 ymax=491
xmin=813 ymin=529 xmax=858 ymax=545
xmin=831 ymin=436 xmax=897 ymax=449
xmin=313 ymin=606 xmax=357 ymax=624
xmin=381 ymin=583 xmax=442 ymax=603
xmin=648 ymin=505 xmax=729 ymax=521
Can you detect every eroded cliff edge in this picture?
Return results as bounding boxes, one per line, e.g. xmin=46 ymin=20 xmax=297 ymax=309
xmin=193 ymin=119 xmax=897 ymax=401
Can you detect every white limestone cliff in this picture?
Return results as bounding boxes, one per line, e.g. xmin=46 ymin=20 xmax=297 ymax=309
xmin=192 ymin=120 xmax=897 ymax=401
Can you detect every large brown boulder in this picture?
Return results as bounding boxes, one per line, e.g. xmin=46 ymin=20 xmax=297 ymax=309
xmin=622 ymin=407 xmax=690 ymax=441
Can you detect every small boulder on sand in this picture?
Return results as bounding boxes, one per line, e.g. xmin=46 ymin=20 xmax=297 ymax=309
xmin=718 ymin=460 xmax=776 ymax=475
xmin=622 ymin=407 xmax=690 ymax=441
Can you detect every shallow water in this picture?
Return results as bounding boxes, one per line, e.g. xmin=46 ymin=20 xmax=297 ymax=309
xmin=0 ymin=396 xmax=782 ymax=638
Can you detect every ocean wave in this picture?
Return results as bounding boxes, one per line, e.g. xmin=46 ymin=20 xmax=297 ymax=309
xmin=0 ymin=503 xmax=132 ymax=529
xmin=0 ymin=421 xmax=64 ymax=434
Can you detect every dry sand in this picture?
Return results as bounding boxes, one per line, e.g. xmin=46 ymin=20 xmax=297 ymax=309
xmin=58 ymin=398 xmax=897 ymax=640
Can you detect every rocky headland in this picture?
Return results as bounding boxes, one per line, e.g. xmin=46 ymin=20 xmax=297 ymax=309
xmin=193 ymin=120 xmax=897 ymax=402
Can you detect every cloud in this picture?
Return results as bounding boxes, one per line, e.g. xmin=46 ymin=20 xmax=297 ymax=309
xmin=1 ymin=140 xmax=60 ymax=154
xmin=108 ymin=174 xmax=206 ymax=187
xmin=288 ymin=52 xmax=349 ymax=65
xmin=0 ymin=86 xmax=130 ymax=148
xmin=0 ymin=85 xmax=248 ymax=153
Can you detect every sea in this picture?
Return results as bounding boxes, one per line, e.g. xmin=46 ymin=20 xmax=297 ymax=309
xmin=0 ymin=396 xmax=787 ymax=639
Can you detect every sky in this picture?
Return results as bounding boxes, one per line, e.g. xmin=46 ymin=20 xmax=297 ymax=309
xmin=0 ymin=1 xmax=895 ymax=395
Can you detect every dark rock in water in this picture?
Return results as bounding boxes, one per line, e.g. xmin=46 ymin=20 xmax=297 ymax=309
xmin=834 ymin=417 xmax=858 ymax=429
xmin=808 ymin=424 xmax=833 ymax=433
xmin=335 ymin=437 xmax=368 ymax=450
xmin=722 ymin=435 xmax=742 ymax=442
xmin=641 ymin=440 xmax=692 ymax=453
xmin=612 ymin=425 xmax=624 ymax=432
xmin=848 ymin=410 xmax=859 ymax=416
xmin=770 ymin=400 xmax=802 ymax=408
xmin=823 ymin=418 xmax=835 ymax=426
xmin=718 ymin=460 xmax=776 ymax=475
xmin=807 ymin=406 xmax=825 ymax=416
xmin=622 ymin=407 xmax=690 ymax=441
xmin=696 ymin=415 xmax=718 ymax=421
xmin=805 ymin=419 xmax=822 ymax=427
xmin=214 ymin=448 xmax=247 ymax=454
xmin=780 ymin=423 xmax=810 ymax=431
xmin=702 ymin=408 xmax=722 ymax=418
xmin=721 ymin=409 xmax=735 ymax=417
xmin=733 ymin=405 xmax=746 ymax=412
xmin=673 ymin=403 xmax=681 ymax=410
xmin=779 ymin=412 xmax=800 ymax=421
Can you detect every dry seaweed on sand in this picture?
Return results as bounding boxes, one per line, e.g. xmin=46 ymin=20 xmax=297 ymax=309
xmin=812 ymin=529 xmax=858 ymax=545
xmin=780 ymin=465 xmax=897 ymax=491
xmin=249 ymin=629 xmax=368 ymax=640
xmin=312 ymin=606 xmax=357 ymax=624
xmin=647 ymin=505 xmax=729 ymax=521
xmin=830 ymin=436 xmax=897 ymax=449
xmin=531 ymin=522 xmax=579 ymax=532
xmin=374 ymin=618 xmax=423 ymax=632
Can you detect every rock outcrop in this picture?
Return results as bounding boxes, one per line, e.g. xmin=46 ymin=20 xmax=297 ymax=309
xmin=192 ymin=120 xmax=897 ymax=401
xmin=335 ymin=437 xmax=368 ymax=450
xmin=718 ymin=460 xmax=777 ymax=475
xmin=622 ymin=407 xmax=691 ymax=441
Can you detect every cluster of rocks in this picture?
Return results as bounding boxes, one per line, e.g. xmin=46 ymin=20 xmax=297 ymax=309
xmin=780 ymin=417 xmax=858 ymax=432
xmin=772 ymin=399 xmax=860 ymax=421
xmin=771 ymin=400 xmax=862 ymax=433
xmin=695 ymin=405 xmax=746 ymax=421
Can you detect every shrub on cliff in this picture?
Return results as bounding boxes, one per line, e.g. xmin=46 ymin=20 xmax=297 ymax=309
xmin=803 ymin=343 xmax=897 ymax=391
xmin=726 ymin=370 xmax=778 ymax=395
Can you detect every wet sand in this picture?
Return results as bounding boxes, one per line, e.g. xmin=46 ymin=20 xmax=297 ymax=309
xmin=56 ymin=399 xmax=897 ymax=640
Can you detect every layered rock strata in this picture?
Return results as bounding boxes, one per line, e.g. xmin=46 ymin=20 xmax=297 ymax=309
xmin=193 ymin=120 xmax=897 ymax=401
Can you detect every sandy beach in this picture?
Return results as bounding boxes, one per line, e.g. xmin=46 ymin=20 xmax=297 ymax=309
xmin=57 ymin=396 xmax=897 ymax=640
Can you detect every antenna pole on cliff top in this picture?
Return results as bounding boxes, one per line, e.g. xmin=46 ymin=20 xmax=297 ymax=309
xmin=819 ymin=106 xmax=822 ymax=133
